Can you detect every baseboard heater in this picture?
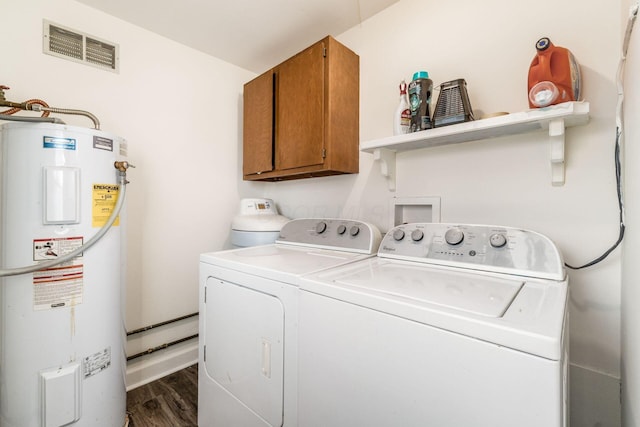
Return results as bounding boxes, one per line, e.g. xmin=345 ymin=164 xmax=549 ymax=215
xmin=126 ymin=312 xmax=199 ymax=361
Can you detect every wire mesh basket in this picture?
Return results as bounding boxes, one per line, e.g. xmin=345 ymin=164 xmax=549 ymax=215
xmin=433 ymin=79 xmax=474 ymax=127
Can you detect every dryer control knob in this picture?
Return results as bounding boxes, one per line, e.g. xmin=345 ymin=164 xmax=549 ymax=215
xmin=393 ymin=229 xmax=405 ymax=241
xmin=337 ymin=225 xmax=347 ymax=235
xmin=350 ymin=226 xmax=360 ymax=236
xmin=316 ymin=222 xmax=327 ymax=234
xmin=444 ymin=228 xmax=464 ymax=245
xmin=490 ymin=233 xmax=507 ymax=248
xmin=411 ymin=229 xmax=424 ymax=241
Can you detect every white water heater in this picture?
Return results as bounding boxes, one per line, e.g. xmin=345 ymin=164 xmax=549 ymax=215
xmin=0 ymin=122 xmax=127 ymax=426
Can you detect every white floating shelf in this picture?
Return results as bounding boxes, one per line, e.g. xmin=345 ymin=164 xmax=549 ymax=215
xmin=361 ymin=101 xmax=590 ymax=190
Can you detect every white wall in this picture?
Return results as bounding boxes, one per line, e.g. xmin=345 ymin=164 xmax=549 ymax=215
xmin=622 ymin=0 xmax=640 ymax=426
xmin=1 ymin=0 xmax=256 ymax=388
xmin=265 ymin=0 xmax=624 ymax=424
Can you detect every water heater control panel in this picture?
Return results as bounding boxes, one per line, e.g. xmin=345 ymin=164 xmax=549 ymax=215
xmin=379 ymin=223 xmax=565 ymax=280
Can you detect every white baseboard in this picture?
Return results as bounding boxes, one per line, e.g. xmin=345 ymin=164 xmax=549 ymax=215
xmin=125 ymin=341 xmax=198 ymax=391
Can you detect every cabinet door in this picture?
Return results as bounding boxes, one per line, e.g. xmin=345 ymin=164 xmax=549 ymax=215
xmin=243 ymin=70 xmax=274 ymax=176
xmin=275 ymin=41 xmax=325 ymax=171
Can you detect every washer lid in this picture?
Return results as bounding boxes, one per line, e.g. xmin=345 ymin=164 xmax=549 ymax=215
xmin=300 ymin=257 xmax=568 ymax=360
xmin=332 ymin=261 xmax=523 ymax=317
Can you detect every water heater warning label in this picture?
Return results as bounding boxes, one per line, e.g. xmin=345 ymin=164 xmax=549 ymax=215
xmin=33 ymin=237 xmax=83 ymax=261
xmin=33 ymin=264 xmax=84 ymax=310
xmin=92 ymin=184 xmax=120 ymax=227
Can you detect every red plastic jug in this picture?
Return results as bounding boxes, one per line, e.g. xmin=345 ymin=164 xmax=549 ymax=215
xmin=527 ymin=37 xmax=581 ymax=108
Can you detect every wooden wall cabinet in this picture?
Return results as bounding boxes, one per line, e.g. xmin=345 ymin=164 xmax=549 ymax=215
xmin=243 ymin=36 xmax=359 ymax=181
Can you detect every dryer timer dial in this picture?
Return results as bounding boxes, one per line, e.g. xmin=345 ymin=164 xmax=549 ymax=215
xmin=393 ymin=229 xmax=405 ymax=241
xmin=411 ymin=229 xmax=424 ymax=242
xmin=316 ymin=222 xmax=327 ymax=234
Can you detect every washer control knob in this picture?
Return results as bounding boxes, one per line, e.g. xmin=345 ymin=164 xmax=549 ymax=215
xmin=444 ymin=228 xmax=464 ymax=245
xmin=411 ymin=229 xmax=424 ymax=242
xmin=393 ymin=229 xmax=405 ymax=241
xmin=349 ymin=226 xmax=360 ymax=236
xmin=490 ymin=233 xmax=508 ymax=248
xmin=337 ymin=225 xmax=347 ymax=235
xmin=316 ymin=222 xmax=327 ymax=234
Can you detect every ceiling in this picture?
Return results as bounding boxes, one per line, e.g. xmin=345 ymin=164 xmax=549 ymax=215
xmin=75 ymin=0 xmax=400 ymax=73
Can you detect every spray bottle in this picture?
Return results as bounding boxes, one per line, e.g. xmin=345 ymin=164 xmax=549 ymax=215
xmin=394 ymin=81 xmax=411 ymax=135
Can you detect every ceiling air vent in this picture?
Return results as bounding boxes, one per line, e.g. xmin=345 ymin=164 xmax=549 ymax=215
xmin=43 ymin=20 xmax=119 ymax=73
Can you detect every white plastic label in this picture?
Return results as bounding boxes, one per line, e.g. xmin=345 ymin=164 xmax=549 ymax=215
xmin=83 ymin=347 xmax=111 ymax=378
xmin=43 ymin=166 xmax=80 ymax=224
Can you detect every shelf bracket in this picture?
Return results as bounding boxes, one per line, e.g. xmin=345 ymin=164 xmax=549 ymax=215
xmin=373 ymin=148 xmax=396 ymax=191
xmin=549 ymin=118 xmax=565 ymax=186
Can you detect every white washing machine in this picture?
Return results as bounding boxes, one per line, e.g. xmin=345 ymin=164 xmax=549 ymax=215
xmin=298 ymin=223 xmax=569 ymax=427
xmin=198 ymin=218 xmax=382 ymax=427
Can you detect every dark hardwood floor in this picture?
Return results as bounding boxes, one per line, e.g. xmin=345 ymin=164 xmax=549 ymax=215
xmin=126 ymin=364 xmax=198 ymax=427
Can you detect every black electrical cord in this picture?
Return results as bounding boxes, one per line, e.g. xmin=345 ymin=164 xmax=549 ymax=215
xmin=565 ymin=128 xmax=625 ymax=269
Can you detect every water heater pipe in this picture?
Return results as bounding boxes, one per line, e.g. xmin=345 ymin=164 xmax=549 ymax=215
xmin=0 ymin=161 xmax=134 ymax=277
xmin=0 ymin=86 xmax=100 ymax=129
xmin=30 ymin=103 xmax=100 ymax=130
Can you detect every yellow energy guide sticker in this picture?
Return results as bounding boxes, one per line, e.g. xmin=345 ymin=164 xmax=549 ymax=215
xmin=92 ymin=184 xmax=120 ymax=227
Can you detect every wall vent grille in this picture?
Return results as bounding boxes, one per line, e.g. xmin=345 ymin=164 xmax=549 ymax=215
xmin=43 ymin=20 xmax=119 ymax=73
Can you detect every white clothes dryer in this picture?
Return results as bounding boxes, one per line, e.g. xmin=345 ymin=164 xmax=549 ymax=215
xmin=298 ymin=223 xmax=569 ymax=427
xmin=198 ymin=218 xmax=381 ymax=427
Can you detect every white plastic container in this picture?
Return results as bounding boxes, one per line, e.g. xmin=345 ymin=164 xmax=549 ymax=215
xmin=0 ymin=122 xmax=127 ymax=427
xmin=230 ymin=198 xmax=289 ymax=247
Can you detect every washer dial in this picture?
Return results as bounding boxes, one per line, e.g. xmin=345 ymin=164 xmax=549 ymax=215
xmin=444 ymin=228 xmax=464 ymax=245
xmin=489 ymin=233 xmax=508 ymax=248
